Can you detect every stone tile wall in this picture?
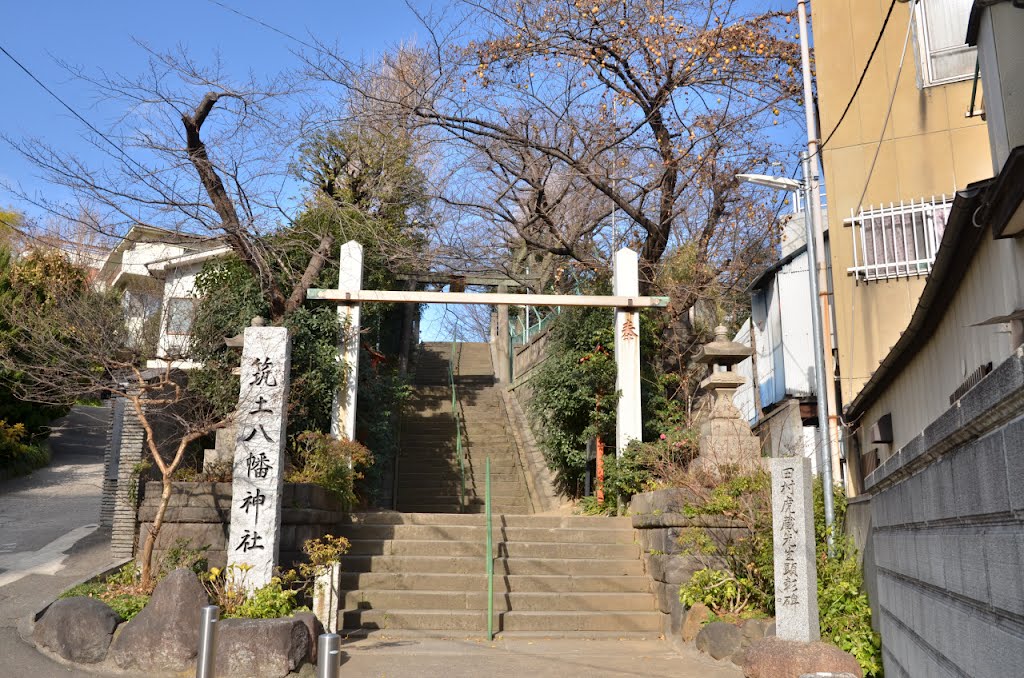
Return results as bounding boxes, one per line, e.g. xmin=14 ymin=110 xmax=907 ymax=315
xmin=135 ymin=481 xmax=345 ymax=569
xmin=864 ymin=352 xmax=1024 ymax=677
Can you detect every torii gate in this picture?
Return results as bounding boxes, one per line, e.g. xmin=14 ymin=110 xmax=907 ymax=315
xmin=307 ymin=241 xmax=669 ymax=455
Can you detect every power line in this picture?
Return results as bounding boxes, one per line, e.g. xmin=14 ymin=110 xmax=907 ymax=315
xmin=0 ymin=42 xmax=144 ymax=175
xmin=206 ymin=0 xmax=320 ymax=52
xmin=817 ymin=0 xmax=899 ymax=156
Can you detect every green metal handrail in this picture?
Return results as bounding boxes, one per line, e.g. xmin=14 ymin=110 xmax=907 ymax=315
xmin=485 ymin=457 xmax=494 ymax=641
xmin=448 ymin=338 xmax=466 ymax=512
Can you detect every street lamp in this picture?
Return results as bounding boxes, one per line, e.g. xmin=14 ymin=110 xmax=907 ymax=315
xmin=738 ymin=156 xmax=836 ymax=545
xmin=734 ymin=174 xmax=803 ymax=192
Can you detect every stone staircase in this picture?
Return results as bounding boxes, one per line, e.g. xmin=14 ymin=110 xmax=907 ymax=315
xmin=334 ymin=512 xmax=660 ymax=637
xmin=395 ymin=342 xmax=529 ymax=514
xmin=351 ymin=341 xmax=660 ymax=637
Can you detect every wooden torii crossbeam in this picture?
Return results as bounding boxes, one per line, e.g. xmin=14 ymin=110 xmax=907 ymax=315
xmin=306 ymin=241 xmax=668 ymax=456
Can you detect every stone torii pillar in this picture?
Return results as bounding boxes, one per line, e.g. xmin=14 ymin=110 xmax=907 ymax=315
xmin=330 ymin=241 xmax=363 ymax=441
xmin=613 ymin=248 xmax=642 ymax=454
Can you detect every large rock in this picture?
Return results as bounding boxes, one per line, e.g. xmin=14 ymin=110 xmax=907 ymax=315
xmin=291 ymin=611 xmax=324 ymax=663
xmin=33 ymin=597 xmax=120 ymax=663
xmin=213 ymin=617 xmax=311 ymax=678
xmin=695 ymin=621 xmax=744 ymax=660
xmin=741 ymin=637 xmax=863 ymax=678
xmin=108 ymin=568 xmax=209 ymax=672
xmin=680 ymin=602 xmax=710 ymax=642
xmin=741 ymin=617 xmax=772 ymax=643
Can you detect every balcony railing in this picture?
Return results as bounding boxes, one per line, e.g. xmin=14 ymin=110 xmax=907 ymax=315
xmin=846 ymin=196 xmax=953 ymax=282
xmin=791 ymin=188 xmax=827 ymax=215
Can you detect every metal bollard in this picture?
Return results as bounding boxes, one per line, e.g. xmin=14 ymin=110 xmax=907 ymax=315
xmin=317 ymin=633 xmax=342 ymax=678
xmin=196 ymin=605 xmax=220 ymax=678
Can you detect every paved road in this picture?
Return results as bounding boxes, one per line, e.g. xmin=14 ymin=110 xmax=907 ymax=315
xmin=336 ymin=636 xmax=743 ymax=677
xmin=0 ymin=405 xmax=108 ymax=585
xmin=0 ymin=405 xmax=115 ymax=677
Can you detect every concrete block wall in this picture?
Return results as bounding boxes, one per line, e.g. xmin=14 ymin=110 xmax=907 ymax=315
xmin=136 ymin=481 xmax=345 ymax=569
xmin=99 ymin=398 xmax=121 ymax=527
xmin=864 ymin=353 xmax=1024 ymax=677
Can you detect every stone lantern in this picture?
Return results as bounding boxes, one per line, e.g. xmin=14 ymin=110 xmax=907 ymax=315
xmin=690 ymin=325 xmax=762 ymax=477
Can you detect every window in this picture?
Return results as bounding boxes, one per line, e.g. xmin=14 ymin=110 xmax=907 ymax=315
xmin=915 ymin=0 xmax=977 ymax=86
xmin=124 ymin=290 xmax=160 ymax=321
xmin=165 ymin=297 xmax=198 ymax=336
xmin=846 ymin=196 xmax=953 ymax=281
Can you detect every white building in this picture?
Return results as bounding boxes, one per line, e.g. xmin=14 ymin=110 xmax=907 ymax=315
xmin=94 ymin=225 xmax=229 ymax=368
xmin=733 ymin=208 xmax=822 ymax=471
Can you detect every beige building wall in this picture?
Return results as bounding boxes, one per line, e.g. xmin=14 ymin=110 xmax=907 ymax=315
xmin=813 ymin=0 xmax=992 ymax=406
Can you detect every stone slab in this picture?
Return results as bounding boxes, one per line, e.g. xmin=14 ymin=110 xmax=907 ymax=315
xmin=770 ymin=457 xmax=819 ymax=642
xmin=227 ymin=325 xmax=291 ymax=592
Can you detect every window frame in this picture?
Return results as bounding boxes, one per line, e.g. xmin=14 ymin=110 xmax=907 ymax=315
xmin=164 ymin=297 xmax=198 ymax=337
xmin=913 ymin=0 xmax=978 ymax=88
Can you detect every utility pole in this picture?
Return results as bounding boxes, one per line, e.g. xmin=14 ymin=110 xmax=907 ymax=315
xmin=797 ymin=0 xmax=838 ymax=534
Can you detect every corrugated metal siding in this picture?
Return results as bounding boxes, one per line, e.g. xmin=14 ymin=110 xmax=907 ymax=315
xmin=776 ymin=252 xmax=816 ymax=397
xmin=733 ymin=319 xmax=757 ymax=423
xmin=862 ymin=235 xmax=1024 ymax=452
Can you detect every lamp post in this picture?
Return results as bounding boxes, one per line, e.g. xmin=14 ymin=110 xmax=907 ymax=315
xmin=737 ymin=162 xmax=836 ymax=544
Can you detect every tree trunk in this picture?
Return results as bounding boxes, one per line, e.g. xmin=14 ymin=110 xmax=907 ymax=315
xmin=139 ymin=474 xmax=174 ymax=588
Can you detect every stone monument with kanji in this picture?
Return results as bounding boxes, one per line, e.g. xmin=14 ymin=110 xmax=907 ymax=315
xmin=227 ymin=318 xmax=291 ymax=592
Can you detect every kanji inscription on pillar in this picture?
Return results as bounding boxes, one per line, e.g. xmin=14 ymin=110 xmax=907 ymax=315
xmin=227 ymin=325 xmax=291 ymax=593
xmin=770 ymin=456 xmax=820 ymax=641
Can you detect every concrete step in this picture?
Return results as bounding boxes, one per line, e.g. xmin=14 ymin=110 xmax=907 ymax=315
xmin=338 ymin=572 xmax=652 ymax=594
xmin=336 ymin=524 xmax=636 ymax=544
xmin=398 ymin=462 xmax=518 ymax=474
xmin=398 ymin=470 xmax=523 ymax=482
xmin=339 ymin=609 xmax=661 ymax=634
xmin=340 ymin=589 xmax=657 ymax=612
xmin=341 ymin=513 xmax=632 ymax=529
xmin=397 ymin=487 xmax=524 ymax=500
xmin=339 ymin=555 xmax=646 ymax=576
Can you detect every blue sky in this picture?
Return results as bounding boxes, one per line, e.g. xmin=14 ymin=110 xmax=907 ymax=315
xmin=1 ymin=1 xmax=807 ymax=343
xmin=0 ymin=1 xmax=424 ymax=205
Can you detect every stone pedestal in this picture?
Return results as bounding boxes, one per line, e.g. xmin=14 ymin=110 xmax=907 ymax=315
xmin=770 ymin=456 xmax=819 ymax=642
xmin=203 ymin=422 xmax=237 ymax=471
xmin=312 ymin=563 xmax=341 ymax=633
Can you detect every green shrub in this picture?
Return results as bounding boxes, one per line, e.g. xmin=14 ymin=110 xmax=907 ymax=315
xmin=229 ymin=577 xmax=306 ymax=619
xmin=286 ymin=431 xmax=373 ymax=509
xmin=158 ymin=539 xmax=210 ymax=579
xmin=58 ymin=563 xmax=151 ymax=622
xmin=577 ymin=447 xmax=656 ymax=515
xmin=301 ymin=534 xmax=351 ymax=571
xmin=0 ymin=420 xmax=50 ymax=480
xmin=676 ymin=472 xmax=882 ymax=677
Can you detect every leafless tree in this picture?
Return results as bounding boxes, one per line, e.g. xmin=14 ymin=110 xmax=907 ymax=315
xmin=2 ymin=46 xmax=337 ymax=322
xmin=312 ymin=0 xmax=802 ymax=297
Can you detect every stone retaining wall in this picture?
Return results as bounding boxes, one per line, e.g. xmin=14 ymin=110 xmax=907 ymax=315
xmin=630 ymin=488 xmax=747 ymax=637
xmin=136 ymin=482 xmax=345 ymax=569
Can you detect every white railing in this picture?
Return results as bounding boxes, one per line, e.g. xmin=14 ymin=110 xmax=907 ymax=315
xmin=846 ymin=196 xmax=953 ymax=281
xmin=792 ymin=188 xmax=827 ymax=214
